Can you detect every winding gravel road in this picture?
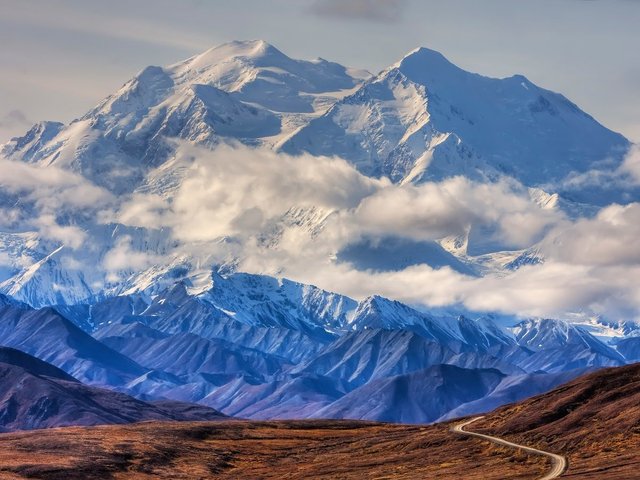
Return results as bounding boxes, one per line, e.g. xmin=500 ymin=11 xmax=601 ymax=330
xmin=451 ymin=416 xmax=567 ymax=479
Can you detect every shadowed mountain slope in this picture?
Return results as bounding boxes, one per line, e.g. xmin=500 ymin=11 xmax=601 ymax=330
xmin=0 ymin=347 xmax=225 ymax=432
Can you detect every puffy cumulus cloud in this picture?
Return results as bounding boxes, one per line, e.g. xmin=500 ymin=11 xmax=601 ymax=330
xmin=113 ymin=143 xmax=560 ymax=255
xmin=374 ymin=216 xmax=640 ymax=320
xmin=620 ymin=144 xmax=640 ymax=185
xmin=102 ymin=235 xmax=162 ymax=282
xmin=115 ymin=143 xmax=384 ymax=242
xmin=557 ymin=144 xmax=640 ymax=193
xmin=35 ymin=215 xmax=86 ymax=250
xmin=0 ymin=158 xmax=113 ymax=249
xmin=112 ymin=193 xmax=170 ymax=228
xmin=541 ymin=203 xmax=640 ymax=266
xmin=236 ymin=245 xmax=640 ymax=321
xmin=460 ymin=262 xmax=640 ymax=320
xmin=341 ymin=177 xmax=561 ymax=249
xmin=257 ymin=247 xmax=640 ymax=322
xmin=241 ymin=258 xmax=468 ymax=308
xmin=0 ymin=159 xmax=113 ymax=211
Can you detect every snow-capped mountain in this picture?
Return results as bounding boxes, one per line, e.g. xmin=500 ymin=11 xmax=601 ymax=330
xmin=1 ymin=40 xmax=639 ymax=426
xmin=0 ymin=40 xmax=637 ymax=309
xmin=512 ymin=318 xmax=620 ymax=354
xmin=1 ymin=40 xmax=367 ymax=195
xmin=281 ymin=47 xmax=631 ymax=204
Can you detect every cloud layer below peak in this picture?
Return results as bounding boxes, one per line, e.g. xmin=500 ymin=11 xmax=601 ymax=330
xmin=2 ymin=141 xmax=640 ymax=322
xmin=99 ymin=143 xmax=640 ymax=322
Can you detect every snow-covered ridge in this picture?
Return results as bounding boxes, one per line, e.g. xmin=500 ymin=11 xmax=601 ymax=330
xmin=0 ymin=270 xmax=633 ymax=424
xmin=281 ymin=45 xmax=630 ymax=205
xmin=0 ymin=40 xmax=368 ymax=195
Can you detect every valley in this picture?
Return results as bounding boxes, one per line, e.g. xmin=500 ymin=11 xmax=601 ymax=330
xmin=1 ymin=362 xmax=637 ymax=479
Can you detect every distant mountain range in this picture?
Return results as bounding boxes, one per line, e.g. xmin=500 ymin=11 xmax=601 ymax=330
xmin=0 ymin=269 xmax=634 ymax=425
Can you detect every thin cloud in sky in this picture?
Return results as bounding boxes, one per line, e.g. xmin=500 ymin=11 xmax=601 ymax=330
xmin=0 ymin=110 xmax=32 ymax=141
xmin=309 ymin=0 xmax=408 ymax=23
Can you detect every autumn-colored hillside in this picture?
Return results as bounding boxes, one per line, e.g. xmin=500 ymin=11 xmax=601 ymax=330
xmin=1 ymin=363 xmax=639 ymax=479
xmin=0 ymin=420 xmax=547 ymax=480
xmin=476 ymin=362 xmax=640 ymax=479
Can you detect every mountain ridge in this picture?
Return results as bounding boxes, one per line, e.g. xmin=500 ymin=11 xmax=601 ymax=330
xmin=0 ymin=273 xmax=634 ymax=425
xmin=0 ymin=346 xmax=226 ymax=432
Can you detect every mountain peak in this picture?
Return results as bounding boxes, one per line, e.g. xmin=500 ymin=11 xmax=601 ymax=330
xmin=177 ymin=39 xmax=286 ymax=73
xmin=394 ymin=46 xmax=460 ymax=75
xmin=215 ymin=39 xmax=283 ymax=59
xmin=401 ymin=46 xmax=450 ymax=62
xmin=0 ymin=346 xmax=78 ymax=382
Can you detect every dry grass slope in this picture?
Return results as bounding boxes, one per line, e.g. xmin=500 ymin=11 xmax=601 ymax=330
xmin=1 ymin=363 xmax=638 ymax=479
xmin=0 ymin=420 xmax=548 ymax=479
xmin=476 ymin=362 xmax=640 ymax=479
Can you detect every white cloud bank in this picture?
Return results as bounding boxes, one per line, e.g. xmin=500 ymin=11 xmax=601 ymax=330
xmin=3 ymin=141 xmax=639 ymax=322
xmin=0 ymin=158 xmax=113 ymax=249
xmin=620 ymin=144 xmax=640 ymax=185
xmin=103 ymin=143 xmax=640 ymax=322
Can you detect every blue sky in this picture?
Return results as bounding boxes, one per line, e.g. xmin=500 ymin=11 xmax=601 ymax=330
xmin=1 ymin=0 xmax=638 ymax=142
